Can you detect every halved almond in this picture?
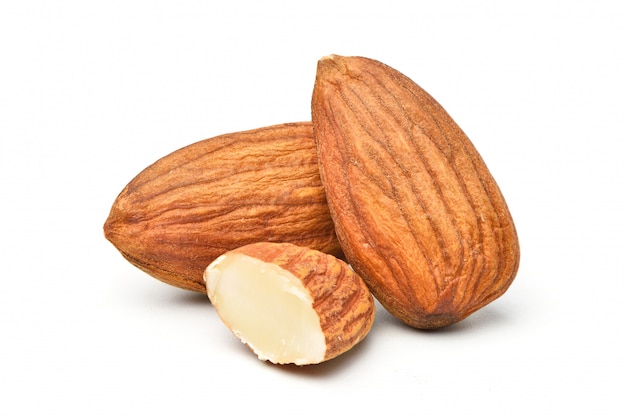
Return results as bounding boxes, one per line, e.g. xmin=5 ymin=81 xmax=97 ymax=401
xmin=204 ymin=242 xmax=375 ymax=365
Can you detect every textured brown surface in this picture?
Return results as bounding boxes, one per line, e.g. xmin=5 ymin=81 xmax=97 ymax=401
xmin=229 ymin=242 xmax=375 ymax=362
xmin=311 ymin=55 xmax=520 ymax=329
xmin=104 ymin=122 xmax=341 ymax=292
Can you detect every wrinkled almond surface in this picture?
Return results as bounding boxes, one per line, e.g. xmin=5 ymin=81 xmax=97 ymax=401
xmin=311 ymin=55 xmax=520 ymax=329
xmin=104 ymin=122 xmax=341 ymax=292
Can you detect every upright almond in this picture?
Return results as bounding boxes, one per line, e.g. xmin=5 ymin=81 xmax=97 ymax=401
xmin=311 ymin=55 xmax=520 ymax=329
xmin=104 ymin=122 xmax=341 ymax=292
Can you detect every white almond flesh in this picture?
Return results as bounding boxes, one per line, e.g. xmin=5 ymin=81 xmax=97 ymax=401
xmin=203 ymin=242 xmax=375 ymax=366
xmin=206 ymin=253 xmax=326 ymax=365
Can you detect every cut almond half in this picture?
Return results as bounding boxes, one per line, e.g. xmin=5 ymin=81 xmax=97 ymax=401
xmin=204 ymin=242 xmax=375 ymax=365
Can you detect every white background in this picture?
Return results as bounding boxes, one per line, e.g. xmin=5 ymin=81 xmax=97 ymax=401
xmin=1 ymin=0 xmax=624 ymax=415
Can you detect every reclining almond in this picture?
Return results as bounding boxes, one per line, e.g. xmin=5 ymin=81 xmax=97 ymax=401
xmin=311 ymin=55 xmax=520 ymax=329
xmin=104 ymin=122 xmax=341 ymax=292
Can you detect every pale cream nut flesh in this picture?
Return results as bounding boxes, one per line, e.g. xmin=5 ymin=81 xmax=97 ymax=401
xmin=205 ymin=253 xmax=326 ymax=365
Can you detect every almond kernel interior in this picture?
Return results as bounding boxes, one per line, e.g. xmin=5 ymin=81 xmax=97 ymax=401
xmin=204 ymin=253 xmax=326 ymax=365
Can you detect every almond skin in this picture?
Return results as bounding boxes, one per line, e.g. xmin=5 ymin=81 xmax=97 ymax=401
xmin=104 ymin=122 xmax=342 ymax=292
xmin=204 ymin=242 xmax=375 ymax=364
xmin=311 ymin=55 xmax=520 ymax=329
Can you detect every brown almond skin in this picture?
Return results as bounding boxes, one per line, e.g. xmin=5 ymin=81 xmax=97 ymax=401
xmin=221 ymin=242 xmax=375 ymax=362
xmin=311 ymin=55 xmax=520 ymax=329
xmin=104 ymin=122 xmax=342 ymax=292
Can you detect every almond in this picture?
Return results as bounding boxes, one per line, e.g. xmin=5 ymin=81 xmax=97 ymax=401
xmin=204 ymin=242 xmax=375 ymax=365
xmin=311 ymin=55 xmax=520 ymax=329
xmin=104 ymin=122 xmax=341 ymax=292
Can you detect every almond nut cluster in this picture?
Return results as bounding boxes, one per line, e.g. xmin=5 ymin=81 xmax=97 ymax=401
xmin=104 ymin=55 xmax=520 ymax=365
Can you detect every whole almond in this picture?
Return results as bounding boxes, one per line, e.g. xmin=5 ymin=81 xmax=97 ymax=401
xmin=104 ymin=122 xmax=341 ymax=292
xmin=204 ymin=242 xmax=375 ymax=365
xmin=311 ymin=55 xmax=520 ymax=329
